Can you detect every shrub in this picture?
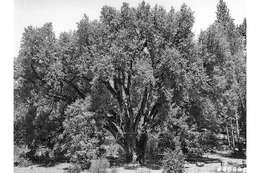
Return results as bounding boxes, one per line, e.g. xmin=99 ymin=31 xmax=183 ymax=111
xmin=34 ymin=146 xmax=52 ymax=162
xmin=104 ymin=143 xmax=122 ymax=158
xmin=67 ymin=164 xmax=82 ymax=173
xmin=62 ymin=98 xmax=105 ymax=169
xmin=14 ymin=145 xmax=33 ymax=167
xmin=181 ymin=131 xmax=204 ymax=157
xmin=145 ymin=134 xmax=160 ymax=161
xmin=162 ymin=148 xmax=185 ymax=173
xmin=198 ymin=130 xmax=218 ymax=152
xmin=14 ymin=157 xmax=33 ymax=167
xmin=89 ymin=159 xmax=110 ymax=173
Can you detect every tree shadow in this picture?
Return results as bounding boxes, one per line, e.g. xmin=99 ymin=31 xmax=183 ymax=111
xmin=186 ymin=156 xmax=222 ymax=164
xmin=217 ymin=151 xmax=246 ymax=160
xmin=142 ymin=159 xmax=162 ymax=170
xmin=106 ymin=156 xmax=126 ymax=168
xmin=35 ymin=161 xmax=69 ymax=168
xmin=36 ymin=162 xmax=55 ymax=167
xmin=142 ymin=163 xmax=161 ymax=170
xmin=106 ymin=156 xmax=162 ymax=170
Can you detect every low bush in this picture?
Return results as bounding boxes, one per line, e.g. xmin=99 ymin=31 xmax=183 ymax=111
xmin=145 ymin=134 xmax=160 ymax=161
xmin=67 ymin=164 xmax=82 ymax=173
xmin=181 ymin=131 xmax=204 ymax=157
xmin=14 ymin=145 xmax=33 ymax=167
xmin=62 ymin=99 xmax=105 ymax=169
xmin=198 ymin=131 xmax=219 ymax=152
xmin=89 ymin=158 xmax=110 ymax=173
xmin=104 ymin=143 xmax=122 ymax=158
xmin=14 ymin=157 xmax=33 ymax=167
xmin=162 ymin=148 xmax=185 ymax=173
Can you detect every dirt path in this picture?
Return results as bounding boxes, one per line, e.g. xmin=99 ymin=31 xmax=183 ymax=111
xmin=185 ymin=151 xmax=246 ymax=173
xmin=14 ymin=152 xmax=246 ymax=173
xmin=14 ymin=163 xmax=71 ymax=173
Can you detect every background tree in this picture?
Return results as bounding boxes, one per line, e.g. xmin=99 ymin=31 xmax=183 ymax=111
xmin=14 ymin=23 xmax=93 ymax=161
xmin=198 ymin=0 xmax=246 ymax=153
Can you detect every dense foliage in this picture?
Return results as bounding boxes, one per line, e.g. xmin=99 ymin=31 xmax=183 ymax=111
xmin=14 ymin=0 xmax=246 ymax=170
xmin=198 ymin=0 xmax=246 ymax=153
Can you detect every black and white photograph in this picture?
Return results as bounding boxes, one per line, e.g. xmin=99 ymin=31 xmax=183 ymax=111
xmin=10 ymin=0 xmax=249 ymax=172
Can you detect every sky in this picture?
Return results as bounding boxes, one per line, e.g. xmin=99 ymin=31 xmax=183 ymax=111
xmin=14 ymin=0 xmax=246 ymax=56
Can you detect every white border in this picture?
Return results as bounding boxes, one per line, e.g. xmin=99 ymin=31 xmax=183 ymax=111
xmin=1 ymin=0 xmax=258 ymax=172
xmin=247 ymin=0 xmax=260 ymax=172
xmin=0 ymin=0 xmax=14 ymax=172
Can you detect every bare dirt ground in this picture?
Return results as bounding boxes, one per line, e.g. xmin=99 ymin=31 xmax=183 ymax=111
xmin=14 ymin=163 xmax=72 ymax=173
xmin=14 ymin=151 xmax=246 ymax=173
xmin=185 ymin=151 xmax=246 ymax=173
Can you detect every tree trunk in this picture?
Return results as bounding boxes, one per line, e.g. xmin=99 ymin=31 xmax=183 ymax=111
xmin=123 ymin=130 xmax=148 ymax=164
xmin=125 ymin=148 xmax=134 ymax=163
xmin=136 ymin=131 xmax=148 ymax=164
xmin=226 ymin=125 xmax=231 ymax=148
xmin=230 ymin=122 xmax=235 ymax=149
xmin=124 ymin=131 xmax=137 ymax=163
xmin=235 ymin=113 xmax=244 ymax=153
xmin=235 ymin=113 xmax=240 ymax=144
xmin=102 ymin=75 xmax=151 ymax=164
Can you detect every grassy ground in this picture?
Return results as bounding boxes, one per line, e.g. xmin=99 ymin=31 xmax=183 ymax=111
xmin=14 ymin=151 xmax=246 ymax=173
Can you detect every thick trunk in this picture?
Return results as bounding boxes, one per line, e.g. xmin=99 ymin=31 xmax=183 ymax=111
xmin=101 ymin=71 xmax=152 ymax=164
xmin=122 ymin=131 xmax=148 ymax=164
xmin=125 ymin=147 xmax=134 ymax=163
xmin=123 ymin=130 xmax=137 ymax=163
xmin=136 ymin=131 xmax=148 ymax=164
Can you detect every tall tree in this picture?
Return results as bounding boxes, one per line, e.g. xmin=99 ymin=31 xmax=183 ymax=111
xmin=14 ymin=1 xmax=242 ymax=165
xmin=71 ymin=2 xmax=210 ymax=163
xmin=198 ymin=0 xmax=246 ymax=152
xmin=14 ymin=23 xmax=93 ymax=160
